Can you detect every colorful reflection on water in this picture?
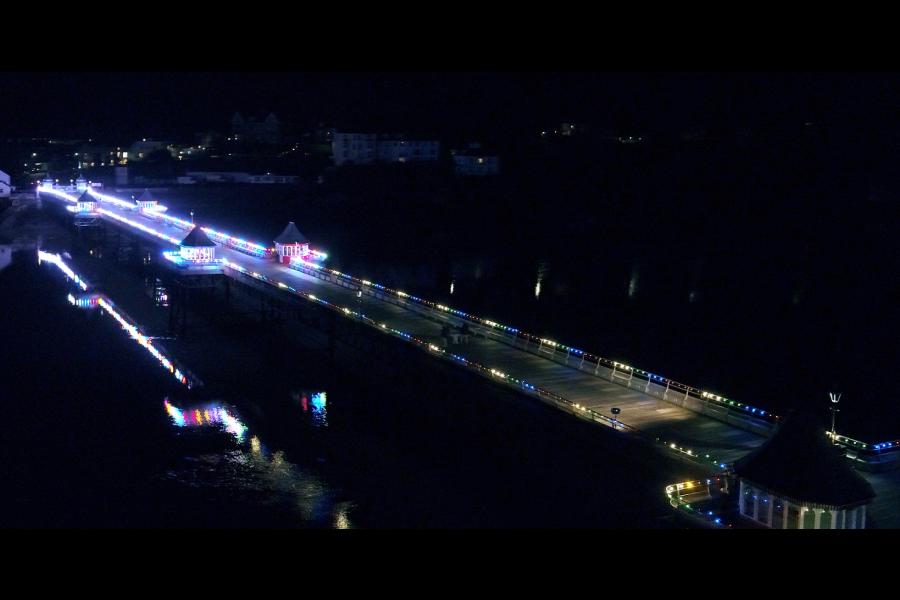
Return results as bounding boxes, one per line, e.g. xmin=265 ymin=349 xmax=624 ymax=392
xmin=162 ymin=397 xmax=352 ymax=527
xmin=40 ymin=249 xmax=199 ymax=389
xmin=164 ymin=399 xmax=248 ymax=442
xmin=296 ymin=391 xmax=328 ymax=427
xmin=311 ymin=392 xmax=327 ymax=427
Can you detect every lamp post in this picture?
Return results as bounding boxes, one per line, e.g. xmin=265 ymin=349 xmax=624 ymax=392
xmin=829 ymin=392 xmax=841 ymax=442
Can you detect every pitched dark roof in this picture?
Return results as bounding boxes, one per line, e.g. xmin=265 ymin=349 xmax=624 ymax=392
xmin=274 ymin=222 xmax=308 ymax=245
xmin=136 ymin=189 xmax=154 ymax=203
xmin=77 ymin=190 xmax=94 ymax=203
xmin=180 ymin=226 xmax=216 ymax=247
xmin=733 ymin=411 xmax=875 ymax=508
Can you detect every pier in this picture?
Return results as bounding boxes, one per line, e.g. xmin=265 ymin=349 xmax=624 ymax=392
xmin=36 ymin=184 xmax=900 ymax=479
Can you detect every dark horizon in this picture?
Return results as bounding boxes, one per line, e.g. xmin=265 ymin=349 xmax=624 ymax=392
xmin=5 ymin=72 xmax=900 ymax=143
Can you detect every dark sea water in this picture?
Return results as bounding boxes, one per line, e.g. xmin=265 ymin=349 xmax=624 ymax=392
xmin=0 ymin=245 xmax=695 ymax=528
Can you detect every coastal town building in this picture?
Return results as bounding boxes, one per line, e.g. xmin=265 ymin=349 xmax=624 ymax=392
xmin=332 ymin=132 xmax=440 ymax=166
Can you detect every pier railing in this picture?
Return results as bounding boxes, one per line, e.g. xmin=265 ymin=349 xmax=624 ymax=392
xmin=233 ymin=260 xmax=731 ymax=472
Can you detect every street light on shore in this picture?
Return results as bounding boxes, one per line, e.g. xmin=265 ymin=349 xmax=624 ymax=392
xmin=829 ymin=392 xmax=841 ymax=442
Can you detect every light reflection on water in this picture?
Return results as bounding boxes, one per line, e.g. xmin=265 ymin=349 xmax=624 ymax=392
xmin=162 ymin=397 xmax=351 ymax=527
xmin=295 ymin=391 xmax=328 ymax=427
xmin=164 ymin=399 xmax=248 ymax=442
xmin=40 ymin=250 xmax=197 ymax=388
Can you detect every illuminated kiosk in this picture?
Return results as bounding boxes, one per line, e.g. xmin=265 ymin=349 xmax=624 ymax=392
xmin=135 ymin=189 xmax=157 ymax=212
xmin=733 ymin=412 xmax=875 ymax=529
xmin=273 ymin=221 xmax=309 ymax=264
xmin=75 ymin=176 xmax=88 ymax=191
xmin=163 ymin=226 xmax=222 ymax=271
xmin=74 ymin=190 xmax=98 ymax=214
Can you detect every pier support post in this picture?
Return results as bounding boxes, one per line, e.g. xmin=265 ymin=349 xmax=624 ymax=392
xmin=752 ymin=490 xmax=759 ymax=521
xmin=767 ymin=494 xmax=774 ymax=526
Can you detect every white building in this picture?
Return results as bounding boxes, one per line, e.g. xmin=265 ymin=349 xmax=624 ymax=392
xmin=0 ymin=170 xmax=10 ymax=198
xmin=332 ymin=132 xmax=440 ymax=166
xmin=376 ymin=139 xmax=440 ymax=163
xmin=331 ymin=133 xmax=377 ymax=165
xmin=183 ymin=171 xmax=298 ymax=184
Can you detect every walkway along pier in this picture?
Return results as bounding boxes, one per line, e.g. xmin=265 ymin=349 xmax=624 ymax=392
xmin=36 ymin=184 xmax=900 ymax=474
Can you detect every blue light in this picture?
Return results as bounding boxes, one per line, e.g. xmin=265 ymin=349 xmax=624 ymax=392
xmin=311 ymin=392 xmax=328 ymax=427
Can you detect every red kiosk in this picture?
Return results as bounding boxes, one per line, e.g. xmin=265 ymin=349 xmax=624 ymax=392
xmin=273 ymin=221 xmax=309 ymax=264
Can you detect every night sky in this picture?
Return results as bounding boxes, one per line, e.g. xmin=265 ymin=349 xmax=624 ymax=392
xmin=4 ymin=72 xmax=900 ymax=142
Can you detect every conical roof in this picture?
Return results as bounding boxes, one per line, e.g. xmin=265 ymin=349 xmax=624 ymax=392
xmin=136 ymin=189 xmax=154 ymax=203
xmin=274 ymin=221 xmax=308 ymax=245
xmin=733 ymin=411 xmax=875 ymax=508
xmin=77 ymin=190 xmax=94 ymax=203
xmin=180 ymin=226 xmax=216 ymax=248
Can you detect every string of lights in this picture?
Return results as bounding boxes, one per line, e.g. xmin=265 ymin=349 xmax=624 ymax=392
xmin=664 ymin=477 xmax=730 ymax=527
xmin=287 ymin=258 xmax=780 ymax=424
xmin=223 ymin=257 xmax=731 ymax=471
